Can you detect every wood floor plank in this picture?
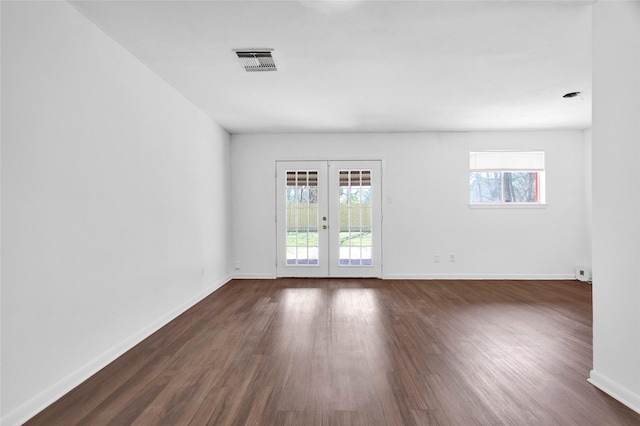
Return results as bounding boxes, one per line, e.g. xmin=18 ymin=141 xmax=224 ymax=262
xmin=25 ymin=279 xmax=640 ymax=425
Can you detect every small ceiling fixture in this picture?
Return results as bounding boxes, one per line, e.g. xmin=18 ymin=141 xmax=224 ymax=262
xmin=234 ymin=49 xmax=276 ymax=72
xmin=563 ymin=92 xmax=581 ymax=98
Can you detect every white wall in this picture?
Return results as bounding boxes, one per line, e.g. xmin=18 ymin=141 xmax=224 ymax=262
xmin=583 ymin=128 xmax=593 ymax=270
xmin=1 ymin=2 xmax=231 ymax=424
xmin=231 ymin=131 xmax=588 ymax=280
xmin=590 ymin=0 xmax=640 ymax=413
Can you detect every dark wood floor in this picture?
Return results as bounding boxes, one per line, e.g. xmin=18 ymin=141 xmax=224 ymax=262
xmin=27 ymin=279 xmax=640 ymax=425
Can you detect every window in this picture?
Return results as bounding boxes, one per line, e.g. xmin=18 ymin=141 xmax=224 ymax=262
xmin=469 ymin=151 xmax=545 ymax=205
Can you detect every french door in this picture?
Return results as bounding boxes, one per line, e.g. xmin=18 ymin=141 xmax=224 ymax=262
xmin=276 ymin=160 xmax=382 ymax=278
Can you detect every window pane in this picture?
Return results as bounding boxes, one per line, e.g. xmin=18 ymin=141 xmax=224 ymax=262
xmin=285 ymin=170 xmax=320 ymax=265
xmin=338 ymin=169 xmax=373 ymax=266
xmin=470 ymin=172 xmax=502 ymax=203
xmin=504 ymin=172 xmax=538 ymax=203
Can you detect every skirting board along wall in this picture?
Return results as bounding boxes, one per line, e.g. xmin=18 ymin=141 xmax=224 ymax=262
xmin=589 ymin=370 xmax=640 ymax=414
xmin=232 ymin=274 xmax=578 ymax=281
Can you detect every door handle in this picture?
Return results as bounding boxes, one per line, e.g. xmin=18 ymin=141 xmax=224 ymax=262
xmin=322 ymin=225 xmax=327 ymax=229
xmin=322 ymin=216 xmax=327 ymax=221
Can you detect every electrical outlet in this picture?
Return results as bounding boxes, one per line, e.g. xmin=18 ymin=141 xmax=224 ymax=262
xmin=449 ymin=254 xmax=455 ymax=262
xmin=235 ymin=261 xmax=241 ymax=271
xmin=434 ymin=254 xmax=440 ymax=263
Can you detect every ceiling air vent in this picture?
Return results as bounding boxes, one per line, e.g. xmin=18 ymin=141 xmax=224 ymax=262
xmin=234 ymin=49 xmax=276 ymax=72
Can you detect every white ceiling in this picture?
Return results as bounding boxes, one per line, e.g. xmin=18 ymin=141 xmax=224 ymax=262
xmin=69 ymin=1 xmax=592 ymax=134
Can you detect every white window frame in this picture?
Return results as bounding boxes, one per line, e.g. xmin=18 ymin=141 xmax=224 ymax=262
xmin=469 ymin=151 xmax=547 ymax=209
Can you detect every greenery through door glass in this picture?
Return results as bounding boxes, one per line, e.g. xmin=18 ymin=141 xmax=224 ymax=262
xmin=286 ymin=231 xmax=371 ymax=246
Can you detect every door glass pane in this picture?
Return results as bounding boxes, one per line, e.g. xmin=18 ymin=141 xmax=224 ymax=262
xmin=338 ymin=169 xmax=372 ymax=266
xmin=285 ymin=170 xmax=319 ymax=265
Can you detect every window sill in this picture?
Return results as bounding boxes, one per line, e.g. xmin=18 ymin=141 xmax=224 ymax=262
xmin=468 ymin=203 xmax=548 ymax=209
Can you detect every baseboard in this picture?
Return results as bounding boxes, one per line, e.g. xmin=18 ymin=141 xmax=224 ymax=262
xmin=588 ymin=370 xmax=640 ymax=414
xmin=232 ymin=273 xmax=276 ymax=279
xmin=382 ymin=273 xmax=577 ymax=280
xmin=231 ymin=273 xmax=577 ymax=281
xmin=1 ymin=275 xmax=232 ymax=426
